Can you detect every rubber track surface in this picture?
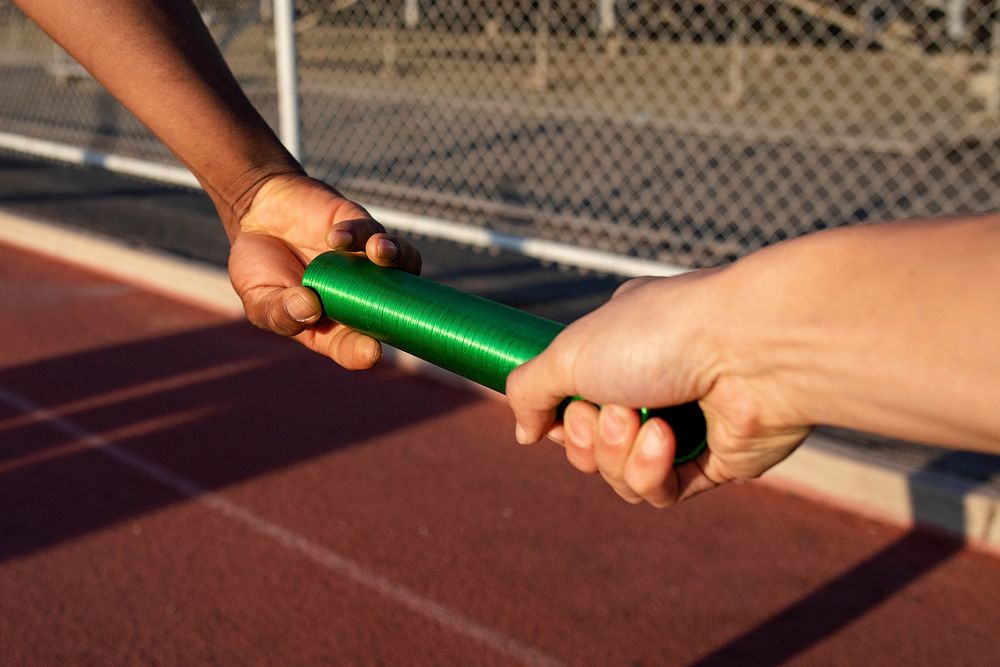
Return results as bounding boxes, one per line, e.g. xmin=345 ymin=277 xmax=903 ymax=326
xmin=1 ymin=243 xmax=997 ymax=666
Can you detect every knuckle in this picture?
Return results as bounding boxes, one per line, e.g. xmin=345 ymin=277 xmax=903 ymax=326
xmin=505 ymin=366 xmax=528 ymax=402
xmin=709 ymin=376 xmax=774 ymax=442
xmin=405 ymin=246 xmax=423 ymax=274
xmin=363 ymin=218 xmax=386 ymax=233
xmin=247 ymin=314 xmax=269 ymax=332
xmin=265 ymin=305 xmax=294 ymax=336
xmin=612 ymin=276 xmax=655 ymax=299
xmin=241 ymin=298 xmax=270 ymax=332
xmin=721 ymin=395 xmax=768 ymax=440
xmin=622 ymin=467 xmax=654 ymax=495
xmin=357 ymin=220 xmax=384 ymax=237
xmin=329 ymin=331 xmax=354 ymax=362
xmin=547 ymin=335 xmax=578 ymax=377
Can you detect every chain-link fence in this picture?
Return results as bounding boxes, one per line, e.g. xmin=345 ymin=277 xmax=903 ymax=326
xmin=2 ymin=1 xmax=1000 ymax=269
xmin=0 ymin=1 xmax=277 ymax=162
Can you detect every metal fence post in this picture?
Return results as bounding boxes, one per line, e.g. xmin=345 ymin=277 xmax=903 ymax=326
xmin=272 ymin=0 xmax=301 ymax=161
xmin=947 ymin=0 xmax=968 ymax=42
xmin=532 ymin=0 xmax=550 ymax=91
xmin=989 ymin=1 xmax=1000 ymax=118
xmin=597 ymin=0 xmax=615 ymax=36
xmin=727 ymin=2 xmax=747 ymax=107
xmin=404 ymin=0 xmax=419 ymax=30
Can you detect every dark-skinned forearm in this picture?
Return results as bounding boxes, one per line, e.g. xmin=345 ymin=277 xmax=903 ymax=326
xmin=13 ymin=0 xmax=303 ymax=237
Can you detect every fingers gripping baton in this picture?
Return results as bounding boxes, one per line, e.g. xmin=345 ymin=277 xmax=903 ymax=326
xmin=303 ymin=252 xmax=707 ymax=463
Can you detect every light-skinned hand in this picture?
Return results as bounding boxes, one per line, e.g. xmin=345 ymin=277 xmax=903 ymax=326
xmin=506 ymin=269 xmax=810 ymax=507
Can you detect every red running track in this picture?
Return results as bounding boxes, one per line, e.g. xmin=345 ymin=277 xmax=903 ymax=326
xmin=0 ymin=242 xmax=998 ymax=666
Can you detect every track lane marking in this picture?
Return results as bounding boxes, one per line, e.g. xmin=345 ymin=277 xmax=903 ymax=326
xmin=0 ymin=384 xmax=562 ymax=667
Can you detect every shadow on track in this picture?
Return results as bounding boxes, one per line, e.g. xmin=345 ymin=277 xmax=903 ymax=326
xmin=0 ymin=322 xmax=473 ymax=563
xmin=688 ymin=452 xmax=976 ymax=667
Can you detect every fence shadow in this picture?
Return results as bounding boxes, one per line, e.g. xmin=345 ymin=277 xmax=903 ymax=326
xmin=688 ymin=450 xmax=975 ymax=666
xmin=0 ymin=321 xmax=472 ymax=563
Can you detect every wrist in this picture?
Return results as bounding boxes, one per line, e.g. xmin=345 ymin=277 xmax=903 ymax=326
xmin=713 ymin=232 xmax=849 ymax=431
xmin=198 ymin=151 xmax=304 ymax=241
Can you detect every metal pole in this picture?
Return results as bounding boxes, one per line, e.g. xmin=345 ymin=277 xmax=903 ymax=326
xmin=533 ymin=0 xmax=550 ymax=90
xmin=598 ymin=0 xmax=615 ymax=36
xmin=988 ymin=1 xmax=1000 ymax=118
xmin=947 ymin=0 xmax=968 ymax=43
xmin=860 ymin=0 xmax=876 ymax=50
xmin=272 ymin=0 xmax=302 ymax=160
xmin=727 ymin=2 xmax=747 ymax=107
xmin=404 ymin=0 xmax=419 ymax=29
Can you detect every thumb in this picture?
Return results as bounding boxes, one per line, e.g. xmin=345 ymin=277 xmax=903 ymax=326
xmin=669 ymin=448 xmax=728 ymax=504
xmin=241 ymin=284 xmax=322 ymax=337
xmin=506 ymin=349 xmax=574 ymax=444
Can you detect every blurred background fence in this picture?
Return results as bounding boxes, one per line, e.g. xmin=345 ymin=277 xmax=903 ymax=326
xmin=2 ymin=1 xmax=1000 ymax=271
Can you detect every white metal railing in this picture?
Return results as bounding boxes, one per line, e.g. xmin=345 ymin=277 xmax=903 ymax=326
xmin=0 ymin=128 xmax=686 ymax=277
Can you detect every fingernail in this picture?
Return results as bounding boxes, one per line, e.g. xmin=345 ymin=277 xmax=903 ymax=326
xmin=638 ymin=421 xmax=667 ymax=460
xmin=515 ymin=423 xmax=530 ymax=445
xmin=328 ymin=229 xmax=353 ymax=248
xmin=377 ymin=238 xmax=399 ymax=261
xmin=566 ymin=412 xmax=593 ymax=450
xmin=600 ymin=407 xmax=626 ymax=446
xmin=285 ymin=294 xmax=317 ymax=323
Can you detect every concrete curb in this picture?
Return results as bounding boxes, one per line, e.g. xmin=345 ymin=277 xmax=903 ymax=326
xmin=0 ymin=209 xmax=244 ymax=317
xmin=760 ymin=434 xmax=1000 ymax=554
xmin=2 ymin=209 xmax=998 ymax=554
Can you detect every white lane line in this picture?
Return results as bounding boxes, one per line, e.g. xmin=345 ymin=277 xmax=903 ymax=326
xmin=0 ymin=384 xmax=562 ymax=667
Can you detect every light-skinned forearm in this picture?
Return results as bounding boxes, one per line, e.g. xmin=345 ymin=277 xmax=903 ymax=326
xmin=13 ymin=0 xmax=302 ymax=237
xmin=723 ymin=214 xmax=1000 ymax=452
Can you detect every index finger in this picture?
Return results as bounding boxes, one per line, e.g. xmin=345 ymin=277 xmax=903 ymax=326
xmin=325 ymin=219 xmax=422 ymax=276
